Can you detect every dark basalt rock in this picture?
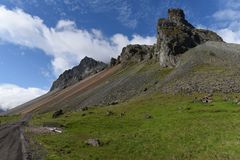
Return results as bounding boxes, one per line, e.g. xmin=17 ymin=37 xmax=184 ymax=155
xmin=50 ymin=56 xmax=107 ymax=91
xmin=52 ymin=109 xmax=64 ymax=118
xmin=120 ymin=44 xmax=154 ymax=65
xmin=156 ymin=8 xmax=223 ymax=67
xmin=110 ymin=57 xmax=117 ymax=67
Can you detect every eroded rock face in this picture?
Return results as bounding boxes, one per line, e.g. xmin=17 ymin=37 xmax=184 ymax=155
xmin=156 ymin=8 xmax=223 ymax=67
xmin=50 ymin=57 xmax=107 ymax=91
xmin=120 ymin=44 xmax=154 ymax=65
xmin=110 ymin=57 xmax=117 ymax=67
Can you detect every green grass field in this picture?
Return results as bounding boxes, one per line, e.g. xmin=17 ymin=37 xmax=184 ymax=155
xmin=30 ymin=93 xmax=240 ymax=160
xmin=0 ymin=114 xmax=20 ymax=124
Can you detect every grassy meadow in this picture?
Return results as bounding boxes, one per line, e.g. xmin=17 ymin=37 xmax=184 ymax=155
xmin=30 ymin=93 xmax=240 ymax=160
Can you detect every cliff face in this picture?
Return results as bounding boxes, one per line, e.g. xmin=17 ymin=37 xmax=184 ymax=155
xmin=50 ymin=57 xmax=107 ymax=91
xmin=120 ymin=44 xmax=154 ymax=65
xmin=156 ymin=8 xmax=223 ymax=67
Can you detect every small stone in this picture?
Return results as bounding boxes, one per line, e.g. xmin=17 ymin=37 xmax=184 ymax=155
xmin=106 ymin=111 xmax=114 ymax=116
xmin=144 ymin=114 xmax=152 ymax=119
xmin=85 ymin=139 xmax=101 ymax=147
xmin=108 ymin=101 xmax=119 ymax=105
xmin=120 ymin=112 xmax=125 ymax=117
xmin=80 ymin=107 xmax=88 ymax=111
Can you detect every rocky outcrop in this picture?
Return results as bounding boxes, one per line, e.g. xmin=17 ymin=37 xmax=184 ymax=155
xmin=110 ymin=57 xmax=117 ymax=67
xmin=50 ymin=57 xmax=107 ymax=91
xmin=156 ymin=8 xmax=223 ymax=67
xmin=120 ymin=44 xmax=154 ymax=65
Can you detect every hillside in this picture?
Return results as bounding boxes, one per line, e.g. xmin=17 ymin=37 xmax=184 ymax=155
xmin=6 ymin=8 xmax=226 ymax=115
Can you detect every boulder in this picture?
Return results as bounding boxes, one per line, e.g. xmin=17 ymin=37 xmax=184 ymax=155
xmin=110 ymin=57 xmax=117 ymax=66
xmin=156 ymin=8 xmax=223 ymax=67
xmin=52 ymin=109 xmax=64 ymax=118
xmin=85 ymin=139 xmax=101 ymax=147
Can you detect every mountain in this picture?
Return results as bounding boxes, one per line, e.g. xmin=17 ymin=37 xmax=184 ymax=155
xmin=156 ymin=8 xmax=223 ymax=67
xmin=50 ymin=56 xmax=107 ymax=91
xmin=6 ymin=8 xmax=234 ymax=115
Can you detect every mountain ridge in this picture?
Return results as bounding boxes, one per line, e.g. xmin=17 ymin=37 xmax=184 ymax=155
xmin=6 ymin=8 xmax=237 ymax=115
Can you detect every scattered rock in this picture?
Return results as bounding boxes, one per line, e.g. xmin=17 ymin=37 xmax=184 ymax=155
xmin=85 ymin=139 xmax=101 ymax=147
xmin=192 ymin=97 xmax=198 ymax=103
xmin=29 ymin=127 xmax=63 ymax=134
xmin=143 ymin=88 xmax=148 ymax=92
xmin=52 ymin=109 xmax=64 ymax=118
xmin=144 ymin=114 xmax=152 ymax=119
xmin=120 ymin=112 xmax=126 ymax=117
xmin=201 ymin=96 xmax=213 ymax=103
xmin=234 ymin=98 xmax=239 ymax=104
xmin=79 ymin=107 xmax=88 ymax=111
xmin=108 ymin=101 xmax=119 ymax=105
xmin=106 ymin=111 xmax=114 ymax=116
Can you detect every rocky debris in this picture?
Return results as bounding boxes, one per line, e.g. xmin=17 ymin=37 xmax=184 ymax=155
xmin=108 ymin=101 xmax=119 ymax=106
xmin=201 ymin=95 xmax=213 ymax=103
xmin=29 ymin=127 xmax=63 ymax=134
xmin=79 ymin=107 xmax=88 ymax=111
xmin=106 ymin=111 xmax=114 ymax=116
xmin=85 ymin=139 xmax=101 ymax=147
xmin=52 ymin=109 xmax=64 ymax=118
xmin=233 ymin=97 xmax=239 ymax=103
xmin=144 ymin=113 xmax=152 ymax=119
xmin=50 ymin=56 xmax=107 ymax=91
xmin=110 ymin=57 xmax=117 ymax=67
xmin=120 ymin=44 xmax=154 ymax=65
xmin=143 ymin=88 xmax=148 ymax=92
xmin=120 ymin=112 xmax=126 ymax=117
xmin=156 ymin=8 xmax=223 ymax=67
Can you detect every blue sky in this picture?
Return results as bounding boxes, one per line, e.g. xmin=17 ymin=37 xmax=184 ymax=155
xmin=0 ymin=0 xmax=239 ymax=109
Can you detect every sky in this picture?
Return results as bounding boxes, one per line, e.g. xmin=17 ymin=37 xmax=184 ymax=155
xmin=0 ymin=0 xmax=239 ymax=110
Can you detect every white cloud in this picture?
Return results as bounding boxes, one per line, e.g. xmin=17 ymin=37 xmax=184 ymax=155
xmin=213 ymin=9 xmax=240 ymax=21
xmin=0 ymin=5 xmax=156 ymax=76
xmin=212 ymin=0 xmax=240 ymax=44
xmin=0 ymin=84 xmax=47 ymax=110
xmin=111 ymin=34 xmax=156 ymax=53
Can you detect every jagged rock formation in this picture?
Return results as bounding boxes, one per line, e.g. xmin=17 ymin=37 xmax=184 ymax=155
xmin=50 ymin=57 xmax=107 ymax=91
xmin=110 ymin=58 xmax=117 ymax=67
xmin=120 ymin=44 xmax=154 ymax=65
xmin=156 ymin=8 xmax=223 ymax=67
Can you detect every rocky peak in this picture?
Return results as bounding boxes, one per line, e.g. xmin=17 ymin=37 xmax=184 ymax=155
xmin=50 ymin=57 xmax=107 ymax=91
xmin=156 ymin=8 xmax=223 ymax=67
xmin=120 ymin=44 xmax=154 ymax=65
xmin=167 ymin=8 xmax=194 ymax=28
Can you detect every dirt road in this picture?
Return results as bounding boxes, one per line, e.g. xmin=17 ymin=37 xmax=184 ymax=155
xmin=0 ymin=115 xmax=31 ymax=160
